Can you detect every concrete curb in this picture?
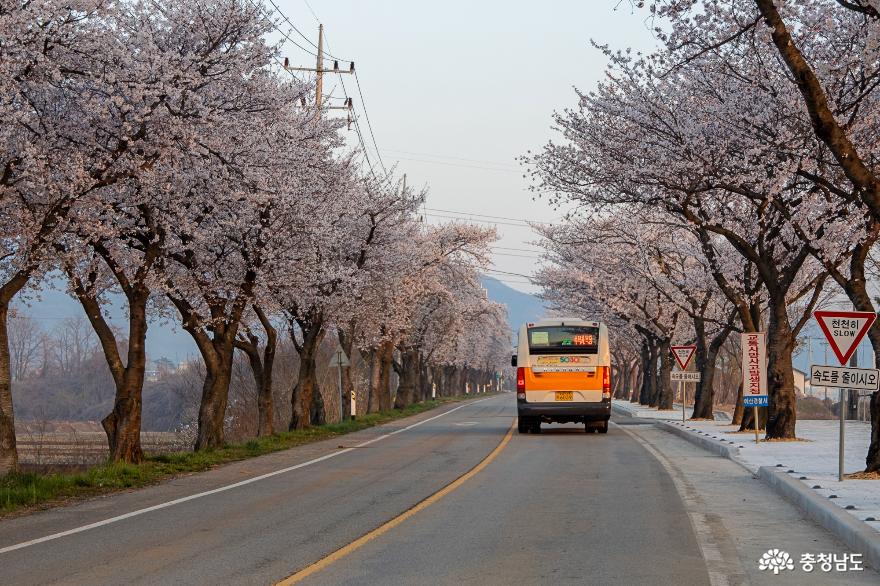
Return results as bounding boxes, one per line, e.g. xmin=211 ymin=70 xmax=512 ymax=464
xmin=655 ymin=419 xmax=880 ymax=570
xmin=656 ymin=420 xmax=744 ymax=464
xmin=611 ymin=401 xmax=732 ymax=422
xmin=759 ymin=467 xmax=880 ymax=571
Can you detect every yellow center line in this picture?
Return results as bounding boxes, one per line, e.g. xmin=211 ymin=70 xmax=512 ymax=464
xmin=276 ymin=418 xmax=517 ymax=585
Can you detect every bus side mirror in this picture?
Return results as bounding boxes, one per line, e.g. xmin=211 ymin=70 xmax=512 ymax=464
xmin=511 ymin=355 xmax=517 ymax=367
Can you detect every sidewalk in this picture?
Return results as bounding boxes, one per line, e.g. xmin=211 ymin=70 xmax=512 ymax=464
xmin=662 ymin=417 xmax=880 ymax=526
xmin=612 ymin=398 xmax=731 ymax=422
xmin=619 ymin=400 xmax=880 ymax=570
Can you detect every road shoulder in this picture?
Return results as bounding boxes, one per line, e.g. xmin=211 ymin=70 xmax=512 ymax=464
xmin=618 ymin=421 xmax=880 ymax=584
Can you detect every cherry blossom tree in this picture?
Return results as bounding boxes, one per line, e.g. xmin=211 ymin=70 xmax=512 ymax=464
xmin=650 ymin=0 xmax=880 ymax=473
xmin=0 ymin=0 xmax=159 ymax=472
xmin=525 ymin=26 xmax=841 ymax=438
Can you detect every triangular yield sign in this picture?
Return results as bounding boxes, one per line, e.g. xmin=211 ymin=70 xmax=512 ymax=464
xmin=671 ymin=345 xmax=696 ymax=370
xmin=814 ymin=310 xmax=877 ymax=366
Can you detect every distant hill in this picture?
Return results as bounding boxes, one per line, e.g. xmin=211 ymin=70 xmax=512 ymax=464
xmin=15 ymin=275 xmax=545 ymax=363
xmin=14 ymin=276 xmax=197 ymax=364
xmin=481 ymin=276 xmax=547 ymax=333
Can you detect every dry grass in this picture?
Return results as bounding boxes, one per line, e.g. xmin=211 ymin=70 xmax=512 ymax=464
xmin=726 ymin=429 xmax=767 ymax=434
xmin=844 ymin=471 xmax=880 ymax=480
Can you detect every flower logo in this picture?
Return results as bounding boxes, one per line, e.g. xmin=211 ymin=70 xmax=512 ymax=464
xmin=759 ymin=549 xmax=795 ymax=574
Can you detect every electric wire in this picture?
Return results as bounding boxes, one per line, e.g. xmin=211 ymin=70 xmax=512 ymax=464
xmin=245 ymin=0 xmax=319 ymax=58
xmin=385 ymin=156 xmax=522 ymax=174
xmin=425 ymin=214 xmax=536 ymax=228
xmin=267 ymin=0 xmax=322 ymax=51
xmin=353 ymin=71 xmax=388 ymax=175
xmin=380 ymin=149 xmax=521 ymax=170
xmin=425 ymin=208 xmax=550 ymax=225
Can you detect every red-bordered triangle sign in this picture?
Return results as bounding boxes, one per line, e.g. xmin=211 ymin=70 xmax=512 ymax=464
xmin=814 ymin=310 xmax=877 ymax=366
xmin=671 ymin=345 xmax=697 ymax=370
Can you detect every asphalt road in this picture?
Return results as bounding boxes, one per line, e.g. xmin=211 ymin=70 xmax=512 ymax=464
xmin=0 ymin=394 xmax=871 ymax=585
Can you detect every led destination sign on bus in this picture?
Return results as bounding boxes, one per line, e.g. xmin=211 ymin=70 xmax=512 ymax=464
xmin=528 ymin=326 xmax=599 ymax=354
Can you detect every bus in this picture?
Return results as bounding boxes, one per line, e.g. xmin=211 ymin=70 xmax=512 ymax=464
xmin=512 ymin=318 xmax=611 ymax=434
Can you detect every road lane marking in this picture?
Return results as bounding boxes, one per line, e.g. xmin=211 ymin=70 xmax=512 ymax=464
xmin=277 ymin=419 xmax=517 ymax=585
xmin=615 ymin=422 xmax=744 ymax=586
xmin=0 ymin=397 xmax=497 ymax=556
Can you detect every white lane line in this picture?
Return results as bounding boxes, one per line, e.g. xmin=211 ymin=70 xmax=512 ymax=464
xmin=0 ymin=397 xmax=497 ymax=555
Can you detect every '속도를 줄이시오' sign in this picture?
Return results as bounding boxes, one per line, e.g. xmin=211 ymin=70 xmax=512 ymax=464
xmin=810 ymin=365 xmax=879 ymax=392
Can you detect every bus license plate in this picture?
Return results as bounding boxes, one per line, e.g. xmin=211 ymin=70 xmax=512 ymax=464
xmin=555 ymin=391 xmax=573 ymax=401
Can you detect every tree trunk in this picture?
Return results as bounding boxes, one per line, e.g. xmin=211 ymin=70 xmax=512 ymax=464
xmin=378 ymin=340 xmax=394 ymax=411
xmin=100 ymin=289 xmax=149 ymax=463
xmin=0 ymin=301 xmax=18 ymax=475
xmin=691 ymin=326 xmax=731 ymax=420
xmin=864 ymin=317 xmax=880 ymax=471
xmin=235 ymin=308 xmax=277 ymax=437
xmin=310 ymin=381 xmax=326 ymax=426
xmin=367 ymin=348 xmax=381 ymax=413
xmin=640 ymin=339 xmax=656 ymax=405
xmin=394 ymin=347 xmax=420 ymax=409
xmin=195 ymin=342 xmax=234 ymax=450
xmin=290 ymin=323 xmax=325 ymax=430
xmin=765 ymin=299 xmax=797 ymax=439
xmin=732 ymin=381 xmax=745 ymax=426
xmin=657 ymin=339 xmax=674 ymax=410
xmin=337 ymin=327 xmax=356 ymax=419
xmin=631 ymin=358 xmax=643 ymax=402
xmin=0 ymin=271 xmax=36 ymax=474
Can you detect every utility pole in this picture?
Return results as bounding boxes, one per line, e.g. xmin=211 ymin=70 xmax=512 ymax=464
xmin=284 ymin=25 xmax=355 ymax=118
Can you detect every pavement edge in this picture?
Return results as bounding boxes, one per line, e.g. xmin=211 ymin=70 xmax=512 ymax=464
xmin=758 ymin=466 xmax=880 ymax=571
xmin=653 ymin=418 xmax=880 ymax=571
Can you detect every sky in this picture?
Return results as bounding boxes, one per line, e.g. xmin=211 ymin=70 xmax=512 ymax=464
xmin=272 ymin=0 xmax=660 ymax=293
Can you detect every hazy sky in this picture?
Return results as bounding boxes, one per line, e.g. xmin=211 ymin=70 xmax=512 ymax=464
xmin=274 ymin=1 xmax=659 ymax=293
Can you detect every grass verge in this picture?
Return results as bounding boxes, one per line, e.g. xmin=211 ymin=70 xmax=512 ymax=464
xmin=1 ymin=395 xmax=485 ymax=517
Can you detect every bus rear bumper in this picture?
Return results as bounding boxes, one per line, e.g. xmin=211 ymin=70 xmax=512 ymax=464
xmin=517 ymin=400 xmax=611 ymax=422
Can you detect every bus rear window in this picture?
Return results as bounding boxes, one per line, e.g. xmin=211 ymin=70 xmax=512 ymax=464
xmin=528 ymin=326 xmax=599 ymax=354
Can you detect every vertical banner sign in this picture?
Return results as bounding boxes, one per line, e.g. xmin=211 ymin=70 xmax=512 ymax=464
xmin=741 ymin=333 xmax=768 ymax=398
xmin=741 ymin=332 xmax=768 ymax=444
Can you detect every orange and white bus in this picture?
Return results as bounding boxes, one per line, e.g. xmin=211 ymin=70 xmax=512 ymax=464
xmin=513 ymin=318 xmax=611 ymax=434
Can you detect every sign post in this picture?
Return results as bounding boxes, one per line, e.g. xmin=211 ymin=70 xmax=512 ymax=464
xmin=671 ymin=346 xmax=697 ymax=422
xmin=813 ymin=310 xmax=877 ymax=481
xmin=741 ymin=333 xmax=768 ymax=445
xmin=329 ymin=344 xmax=350 ymax=422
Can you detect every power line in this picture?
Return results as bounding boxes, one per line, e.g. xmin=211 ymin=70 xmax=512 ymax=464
xmin=320 ymin=33 xmax=388 ymax=178
xmin=385 ymin=156 xmax=522 ymax=174
xmin=302 ymin=0 xmax=320 ymax=22
xmin=245 ymin=0 xmax=319 ymax=58
xmin=425 ymin=213 xmax=537 ymax=228
xmin=353 ymin=71 xmax=387 ymax=175
xmin=381 ymin=149 xmax=521 ymax=170
xmin=485 ymin=268 xmax=534 ymax=279
xmin=492 ymin=245 xmax=543 ymax=253
xmin=290 ymin=2 xmax=383 ymax=179
xmin=266 ymin=0 xmax=322 ymax=52
xmin=492 ymin=251 xmax=541 ymax=259
xmin=425 ymin=207 xmax=549 ymax=225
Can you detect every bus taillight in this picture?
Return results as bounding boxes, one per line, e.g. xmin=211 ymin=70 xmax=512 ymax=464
xmin=602 ymin=366 xmax=611 ymax=400
xmin=516 ymin=367 xmax=526 ymax=399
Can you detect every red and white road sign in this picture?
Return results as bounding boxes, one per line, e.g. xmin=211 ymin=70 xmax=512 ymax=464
xmin=671 ymin=345 xmax=696 ymax=370
xmin=741 ymin=332 xmax=767 ymax=397
xmin=814 ymin=310 xmax=877 ymax=366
